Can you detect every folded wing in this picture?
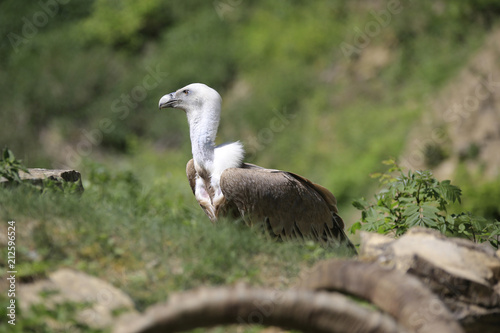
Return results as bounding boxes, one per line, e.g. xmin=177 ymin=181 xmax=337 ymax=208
xmin=221 ymin=164 xmax=355 ymax=251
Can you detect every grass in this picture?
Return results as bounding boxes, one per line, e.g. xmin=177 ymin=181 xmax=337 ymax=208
xmin=0 ymin=149 xmax=351 ymax=333
xmin=1 ymin=2 xmax=498 ymax=331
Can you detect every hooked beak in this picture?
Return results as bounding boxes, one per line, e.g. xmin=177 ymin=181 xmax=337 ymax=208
xmin=158 ymin=92 xmax=178 ymax=109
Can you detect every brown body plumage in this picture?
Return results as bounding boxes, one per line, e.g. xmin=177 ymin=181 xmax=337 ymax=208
xmin=186 ymin=160 xmax=354 ymax=250
xmin=160 ymin=83 xmax=356 ymax=253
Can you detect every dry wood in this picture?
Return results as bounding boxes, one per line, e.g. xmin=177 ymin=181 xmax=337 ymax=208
xmin=299 ymin=259 xmax=464 ymax=333
xmin=359 ymin=228 xmax=500 ymax=332
xmin=0 ymin=168 xmax=83 ymax=192
xmin=113 ymin=284 xmax=406 ymax=333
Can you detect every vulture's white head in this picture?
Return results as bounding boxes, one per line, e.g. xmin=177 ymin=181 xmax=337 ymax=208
xmin=158 ymin=83 xmax=222 ymax=118
xmin=159 ymin=83 xmax=227 ymax=173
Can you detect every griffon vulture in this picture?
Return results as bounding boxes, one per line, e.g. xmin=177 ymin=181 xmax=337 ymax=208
xmin=159 ymin=83 xmax=355 ymax=252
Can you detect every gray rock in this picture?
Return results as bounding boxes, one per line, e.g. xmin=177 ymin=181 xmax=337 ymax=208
xmin=18 ymin=268 xmax=137 ymax=330
xmin=359 ymin=228 xmax=500 ymax=333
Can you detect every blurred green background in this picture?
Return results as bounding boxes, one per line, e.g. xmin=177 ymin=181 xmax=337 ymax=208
xmin=3 ymin=1 xmax=500 ymax=331
xmin=2 ymin=0 xmax=500 ymax=224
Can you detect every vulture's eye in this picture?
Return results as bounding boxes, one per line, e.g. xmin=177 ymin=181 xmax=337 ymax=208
xmin=182 ymin=89 xmax=190 ymax=95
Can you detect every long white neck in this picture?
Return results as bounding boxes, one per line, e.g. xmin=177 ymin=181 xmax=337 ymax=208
xmin=186 ymin=102 xmax=221 ymax=173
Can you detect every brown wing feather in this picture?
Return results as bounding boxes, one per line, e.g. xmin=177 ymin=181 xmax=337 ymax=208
xmin=186 ymin=159 xmax=240 ymax=221
xmin=186 ymin=159 xmax=216 ymax=221
xmin=286 ymin=172 xmax=343 ymax=228
xmin=220 ymin=166 xmax=355 ymax=252
xmin=186 ymin=159 xmax=196 ymax=194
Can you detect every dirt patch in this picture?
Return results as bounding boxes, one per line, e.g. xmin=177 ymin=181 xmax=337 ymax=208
xmin=401 ymin=28 xmax=500 ymax=179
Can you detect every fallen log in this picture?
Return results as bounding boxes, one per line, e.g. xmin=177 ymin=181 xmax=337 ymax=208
xmin=299 ymin=259 xmax=463 ymax=333
xmin=0 ymin=168 xmax=83 ymax=192
xmin=113 ymin=228 xmax=500 ymax=333
xmin=359 ymin=227 xmax=500 ymax=333
xmin=113 ymin=284 xmax=406 ymax=333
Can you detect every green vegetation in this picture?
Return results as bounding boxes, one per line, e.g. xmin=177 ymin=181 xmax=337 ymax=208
xmin=351 ymin=160 xmax=500 ymax=248
xmin=0 ymin=148 xmax=81 ymax=194
xmin=0 ymin=0 xmax=494 ymax=209
xmin=5 ymin=299 xmax=104 ymax=333
xmin=0 ymin=150 xmax=344 ymax=332
xmin=0 ymin=148 xmax=29 ymax=184
xmin=2 ymin=1 xmax=500 ymax=332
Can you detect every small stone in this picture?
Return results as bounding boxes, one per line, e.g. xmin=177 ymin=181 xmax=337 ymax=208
xmin=18 ymin=268 xmax=137 ymax=330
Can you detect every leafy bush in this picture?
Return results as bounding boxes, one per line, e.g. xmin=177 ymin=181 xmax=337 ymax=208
xmin=0 ymin=148 xmax=29 ymax=183
xmin=350 ymin=159 xmax=500 ymax=248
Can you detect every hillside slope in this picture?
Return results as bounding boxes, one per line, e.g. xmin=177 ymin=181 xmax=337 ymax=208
xmin=401 ymin=27 xmax=500 ymax=220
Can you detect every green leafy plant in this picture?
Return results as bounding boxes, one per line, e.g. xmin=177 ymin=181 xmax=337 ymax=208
xmin=1 ymin=295 xmax=103 ymax=333
xmin=39 ymin=178 xmax=83 ymax=195
xmin=350 ymin=159 xmax=500 ymax=248
xmin=0 ymin=148 xmax=29 ymax=183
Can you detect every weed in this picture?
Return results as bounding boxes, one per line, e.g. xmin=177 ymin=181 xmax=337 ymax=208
xmin=0 ymin=148 xmax=29 ymax=184
xmin=350 ymin=159 xmax=500 ymax=248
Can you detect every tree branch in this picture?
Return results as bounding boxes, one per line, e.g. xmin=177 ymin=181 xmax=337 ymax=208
xmin=113 ymin=284 xmax=406 ymax=333
xmin=299 ymin=259 xmax=464 ymax=333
